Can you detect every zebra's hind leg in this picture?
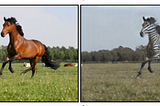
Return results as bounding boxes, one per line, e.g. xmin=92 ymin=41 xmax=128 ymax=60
xmin=136 ymin=60 xmax=148 ymax=79
xmin=148 ymin=60 xmax=153 ymax=73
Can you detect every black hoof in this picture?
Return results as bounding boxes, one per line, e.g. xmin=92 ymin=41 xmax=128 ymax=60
xmin=10 ymin=70 xmax=14 ymax=73
xmin=148 ymin=67 xmax=153 ymax=73
xmin=9 ymin=68 xmax=14 ymax=73
xmin=148 ymin=70 xmax=153 ymax=73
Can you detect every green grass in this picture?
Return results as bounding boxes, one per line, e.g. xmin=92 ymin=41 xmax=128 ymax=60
xmin=81 ymin=63 xmax=160 ymax=101
xmin=0 ymin=63 xmax=78 ymax=101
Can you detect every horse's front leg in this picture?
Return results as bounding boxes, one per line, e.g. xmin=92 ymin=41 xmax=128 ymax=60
xmin=0 ymin=57 xmax=12 ymax=75
xmin=9 ymin=61 xmax=14 ymax=73
xmin=0 ymin=55 xmax=20 ymax=76
xmin=0 ymin=60 xmax=9 ymax=75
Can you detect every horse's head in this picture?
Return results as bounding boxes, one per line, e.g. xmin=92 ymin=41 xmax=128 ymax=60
xmin=1 ymin=17 xmax=17 ymax=37
xmin=140 ymin=16 xmax=156 ymax=37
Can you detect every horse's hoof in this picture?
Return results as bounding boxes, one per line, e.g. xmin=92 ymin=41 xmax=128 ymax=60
xmin=10 ymin=71 xmax=14 ymax=73
xmin=0 ymin=71 xmax=2 ymax=75
xmin=9 ymin=68 xmax=14 ymax=73
xmin=20 ymin=73 xmax=24 ymax=76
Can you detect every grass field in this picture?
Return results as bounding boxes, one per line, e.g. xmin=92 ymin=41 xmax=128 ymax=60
xmin=81 ymin=63 xmax=160 ymax=101
xmin=0 ymin=63 xmax=78 ymax=101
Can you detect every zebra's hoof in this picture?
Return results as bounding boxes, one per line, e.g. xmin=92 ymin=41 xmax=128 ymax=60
xmin=149 ymin=71 xmax=153 ymax=73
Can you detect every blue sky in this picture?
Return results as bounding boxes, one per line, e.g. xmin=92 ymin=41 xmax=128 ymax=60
xmin=81 ymin=6 xmax=160 ymax=52
xmin=0 ymin=6 xmax=78 ymax=48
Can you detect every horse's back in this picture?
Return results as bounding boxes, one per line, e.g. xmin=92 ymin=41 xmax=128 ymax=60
xmin=17 ymin=39 xmax=45 ymax=59
xmin=29 ymin=39 xmax=45 ymax=56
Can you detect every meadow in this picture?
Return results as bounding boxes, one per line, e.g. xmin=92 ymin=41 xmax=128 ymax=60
xmin=81 ymin=63 xmax=160 ymax=101
xmin=0 ymin=63 xmax=78 ymax=101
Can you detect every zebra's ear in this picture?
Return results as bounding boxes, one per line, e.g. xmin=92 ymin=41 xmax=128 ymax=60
xmin=143 ymin=16 xmax=146 ymax=21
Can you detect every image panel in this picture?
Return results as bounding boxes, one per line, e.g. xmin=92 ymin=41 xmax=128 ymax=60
xmin=0 ymin=5 xmax=78 ymax=102
xmin=81 ymin=5 xmax=160 ymax=101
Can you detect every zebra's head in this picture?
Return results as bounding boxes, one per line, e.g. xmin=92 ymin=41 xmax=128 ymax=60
xmin=140 ymin=16 xmax=157 ymax=37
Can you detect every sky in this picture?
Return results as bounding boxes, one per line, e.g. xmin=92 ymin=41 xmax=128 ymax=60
xmin=0 ymin=6 xmax=78 ymax=49
xmin=81 ymin=6 xmax=160 ymax=52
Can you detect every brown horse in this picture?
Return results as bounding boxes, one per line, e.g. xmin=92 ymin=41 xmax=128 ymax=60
xmin=0 ymin=17 xmax=60 ymax=78
xmin=64 ymin=63 xmax=73 ymax=67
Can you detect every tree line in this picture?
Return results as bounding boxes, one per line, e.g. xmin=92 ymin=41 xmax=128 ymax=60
xmin=0 ymin=45 xmax=78 ymax=63
xmin=82 ymin=46 xmax=147 ymax=63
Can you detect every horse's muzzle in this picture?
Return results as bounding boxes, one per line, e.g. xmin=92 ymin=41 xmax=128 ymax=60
xmin=1 ymin=32 xmax=5 ymax=37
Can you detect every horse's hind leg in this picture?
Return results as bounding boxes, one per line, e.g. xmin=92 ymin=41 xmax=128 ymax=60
xmin=20 ymin=67 xmax=32 ymax=76
xmin=22 ymin=63 xmax=35 ymax=78
xmin=31 ymin=67 xmax=36 ymax=78
xmin=21 ymin=57 xmax=40 ymax=78
xmin=136 ymin=60 xmax=148 ymax=79
xmin=30 ymin=56 xmax=41 ymax=78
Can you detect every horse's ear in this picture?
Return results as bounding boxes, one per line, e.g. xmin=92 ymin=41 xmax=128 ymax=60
xmin=4 ymin=17 xmax=6 ymax=21
xmin=143 ymin=16 xmax=146 ymax=21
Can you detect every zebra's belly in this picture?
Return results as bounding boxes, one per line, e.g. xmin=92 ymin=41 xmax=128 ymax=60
xmin=147 ymin=44 xmax=160 ymax=59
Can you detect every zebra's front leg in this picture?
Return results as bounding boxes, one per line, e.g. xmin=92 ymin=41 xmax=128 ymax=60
xmin=136 ymin=60 xmax=149 ymax=79
xmin=148 ymin=60 xmax=153 ymax=73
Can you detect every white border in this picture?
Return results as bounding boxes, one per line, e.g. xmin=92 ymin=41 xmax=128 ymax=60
xmin=0 ymin=0 xmax=160 ymax=5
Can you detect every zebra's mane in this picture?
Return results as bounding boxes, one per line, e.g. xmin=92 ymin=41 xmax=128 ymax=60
xmin=156 ymin=25 xmax=160 ymax=35
xmin=144 ymin=17 xmax=160 ymax=35
xmin=146 ymin=17 xmax=156 ymax=24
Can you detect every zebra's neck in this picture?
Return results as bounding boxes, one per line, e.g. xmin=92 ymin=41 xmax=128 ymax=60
xmin=148 ymin=30 xmax=159 ymax=46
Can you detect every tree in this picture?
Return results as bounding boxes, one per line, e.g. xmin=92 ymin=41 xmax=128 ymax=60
xmin=90 ymin=51 xmax=101 ymax=62
xmin=99 ymin=50 xmax=113 ymax=62
xmin=82 ymin=51 xmax=92 ymax=62
xmin=0 ymin=45 xmax=78 ymax=63
xmin=111 ymin=50 xmax=119 ymax=62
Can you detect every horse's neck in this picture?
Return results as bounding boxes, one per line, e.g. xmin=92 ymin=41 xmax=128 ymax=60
xmin=9 ymin=29 xmax=23 ymax=44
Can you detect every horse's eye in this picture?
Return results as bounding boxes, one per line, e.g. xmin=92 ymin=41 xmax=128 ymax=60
xmin=8 ymin=25 xmax=10 ymax=27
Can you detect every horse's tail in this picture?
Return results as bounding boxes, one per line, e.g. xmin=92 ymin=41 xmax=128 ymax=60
xmin=42 ymin=45 xmax=60 ymax=69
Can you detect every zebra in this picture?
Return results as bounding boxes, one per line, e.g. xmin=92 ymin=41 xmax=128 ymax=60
xmin=136 ymin=16 xmax=160 ymax=79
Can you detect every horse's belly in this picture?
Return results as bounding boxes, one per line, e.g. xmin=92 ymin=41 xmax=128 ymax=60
xmin=21 ymin=51 xmax=38 ymax=59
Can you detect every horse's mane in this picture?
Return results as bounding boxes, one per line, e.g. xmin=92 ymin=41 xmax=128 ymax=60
xmin=5 ymin=17 xmax=24 ymax=37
